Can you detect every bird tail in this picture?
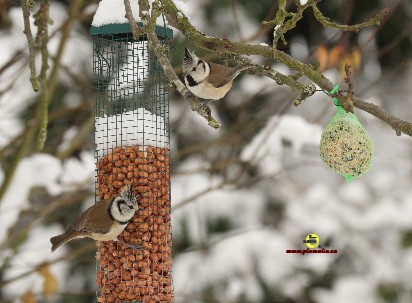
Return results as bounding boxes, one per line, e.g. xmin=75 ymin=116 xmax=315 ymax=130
xmin=50 ymin=230 xmax=79 ymax=252
xmin=231 ymin=64 xmax=254 ymax=81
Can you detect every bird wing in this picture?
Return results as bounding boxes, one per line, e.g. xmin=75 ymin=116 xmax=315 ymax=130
xmin=207 ymin=62 xmax=252 ymax=88
xmin=70 ymin=199 xmax=114 ymax=234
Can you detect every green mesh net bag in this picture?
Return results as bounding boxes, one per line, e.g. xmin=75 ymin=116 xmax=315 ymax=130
xmin=320 ymin=85 xmax=373 ymax=182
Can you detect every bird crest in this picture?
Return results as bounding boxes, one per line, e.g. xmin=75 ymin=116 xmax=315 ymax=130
xmin=119 ymin=185 xmax=139 ymax=206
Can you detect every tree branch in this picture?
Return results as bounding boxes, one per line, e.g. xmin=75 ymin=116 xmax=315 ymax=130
xmin=33 ymin=0 xmax=82 ymax=151
xmin=35 ymin=0 xmax=50 ymax=151
xmin=123 ymin=0 xmax=144 ymax=39
xmin=265 ymin=0 xmax=321 ymax=47
xmin=312 ymin=5 xmax=389 ymax=32
xmin=0 ymin=1 xmax=86 ymax=203
xmin=46 ymin=0 xmax=83 ymax=97
xmin=21 ymin=0 xmax=39 ymax=92
xmin=352 ymin=97 xmax=412 ymax=136
xmin=0 ymin=127 xmax=36 ymax=203
xmin=0 ymin=243 xmax=95 ymax=289
xmin=159 ymin=0 xmax=411 ymax=136
xmin=56 ymin=114 xmax=94 ymax=160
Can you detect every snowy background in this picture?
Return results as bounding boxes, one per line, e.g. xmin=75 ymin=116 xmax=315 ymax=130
xmin=0 ymin=0 xmax=411 ymax=302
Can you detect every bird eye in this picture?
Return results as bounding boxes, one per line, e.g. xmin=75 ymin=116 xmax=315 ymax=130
xmin=192 ymin=67 xmax=196 ymax=71
xmin=117 ymin=199 xmax=130 ymax=209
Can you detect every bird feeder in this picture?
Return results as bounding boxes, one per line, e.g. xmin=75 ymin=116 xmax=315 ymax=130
xmin=91 ymin=15 xmax=174 ymax=303
xmin=320 ymin=85 xmax=373 ymax=182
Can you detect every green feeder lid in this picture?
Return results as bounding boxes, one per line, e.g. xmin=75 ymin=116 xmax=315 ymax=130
xmin=90 ymin=22 xmax=173 ymax=39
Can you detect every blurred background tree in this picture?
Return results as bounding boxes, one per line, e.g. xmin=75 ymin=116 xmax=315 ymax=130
xmin=0 ymin=0 xmax=411 ymax=302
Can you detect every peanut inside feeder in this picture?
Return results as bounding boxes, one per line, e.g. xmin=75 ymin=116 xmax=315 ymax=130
xmin=96 ymin=145 xmax=173 ymax=303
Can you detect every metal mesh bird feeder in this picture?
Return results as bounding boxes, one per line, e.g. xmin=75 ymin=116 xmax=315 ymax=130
xmin=91 ymin=20 xmax=174 ymax=303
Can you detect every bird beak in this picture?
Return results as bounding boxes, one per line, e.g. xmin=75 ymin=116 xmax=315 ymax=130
xmin=184 ymin=47 xmax=193 ymax=62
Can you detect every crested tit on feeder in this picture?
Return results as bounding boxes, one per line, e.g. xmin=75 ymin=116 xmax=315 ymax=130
xmin=50 ymin=185 xmax=142 ymax=252
xmin=183 ymin=47 xmax=253 ymax=101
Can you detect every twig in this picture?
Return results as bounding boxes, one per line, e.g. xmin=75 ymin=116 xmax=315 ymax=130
xmin=34 ymin=0 xmax=82 ymax=151
xmin=312 ymin=5 xmax=388 ymax=32
xmin=172 ymin=180 xmax=227 ymax=211
xmin=35 ymin=0 xmax=50 ymax=151
xmin=265 ymin=0 xmax=322 ymax=47
xmin=0 ymin=127 xmax=36 ymax=203
xmin=341 ymin=63 xmax=354 ymax=113
xmin=268 ymin=0 xmax=305 ymax=47
xmin=57 ymin=114 xmax=94 ymax=160
xmin=229 ymin=0 xmax=243 ymax=41
xmin=361 ymin=0 xmax=402 ymax=49
xmin=21 ymin=0 xmax=39 ymax=92
xmin=0 ymin=51 xmax=25 ymax=77
xmin=46 ymin=0 xmax=83 ymax=96
xmin=375 ymin=27 xmax=412 ymax=60
xmin=0 ymin=243 xmax=95 ymax=289
xmin=244 ymin=1 xmax=280 ymax=42
xmin=0 ymin=103 xmax=90 ymax=204
xmin=123 ymin=0 xmax=144 ymax=40
xmin=344 ymin=64 xmax=354 ymax=96
xmin=0 ymin=188 xmax=92 ymax=252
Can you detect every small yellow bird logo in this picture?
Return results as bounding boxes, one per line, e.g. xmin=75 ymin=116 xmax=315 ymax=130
xmin=304 ymin=234 xmax=320 ymax=249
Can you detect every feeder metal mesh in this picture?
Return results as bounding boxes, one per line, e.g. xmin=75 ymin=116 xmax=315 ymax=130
xmin=93 ymin=28 xmax=173 ymax=303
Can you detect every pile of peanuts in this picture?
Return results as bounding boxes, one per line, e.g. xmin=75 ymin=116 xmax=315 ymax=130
xmin=95 ymin=145 xmax=173 ymax=303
